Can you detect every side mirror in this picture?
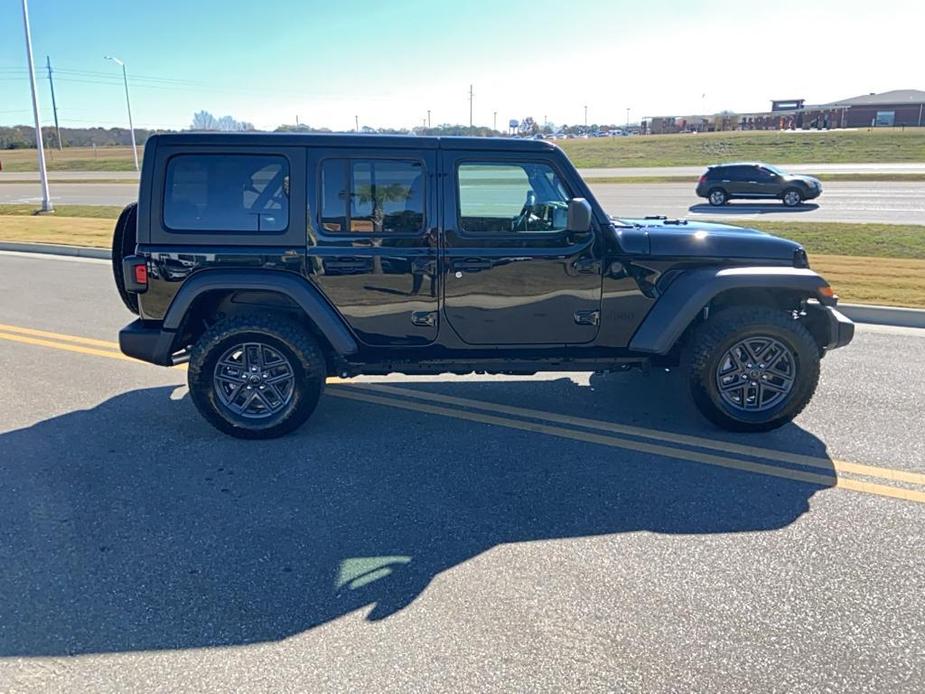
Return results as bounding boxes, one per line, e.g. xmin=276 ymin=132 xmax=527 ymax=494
xmin=567 ymin=198 xmax=593 ymax=232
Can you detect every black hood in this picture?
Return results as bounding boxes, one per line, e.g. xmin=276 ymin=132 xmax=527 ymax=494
xmin=613 ymin=218 xmax=803 ymax=261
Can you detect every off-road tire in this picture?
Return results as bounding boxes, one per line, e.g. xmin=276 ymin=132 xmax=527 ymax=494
xmin=111 ymin=202 xmax=139 ymax=314
xmin=187 ymin=315 xmax=326 ymax=439
xmin=708 ymin=188 xmax=728 ymax=206
xmin=686 ymin=306 xmax=820 ymax=432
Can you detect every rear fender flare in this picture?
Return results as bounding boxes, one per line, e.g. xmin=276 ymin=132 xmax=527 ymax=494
xmin=162 ymin=269 xmax=358 ymax=356
xmin=628 ymin=266 xmax=831 ymax=354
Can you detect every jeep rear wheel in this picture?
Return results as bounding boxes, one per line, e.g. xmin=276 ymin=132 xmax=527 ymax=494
xmin=187 ymin=316 xmax=325 ymax=439
xmin=686 ymin=307 xmax=820 ymax=432
xmin=111 ymin=202 xmax=139 ymax=314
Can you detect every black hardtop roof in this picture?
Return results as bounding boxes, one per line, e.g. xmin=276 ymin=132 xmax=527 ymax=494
xmin=149 ymin=132 xmax=559 ymax=153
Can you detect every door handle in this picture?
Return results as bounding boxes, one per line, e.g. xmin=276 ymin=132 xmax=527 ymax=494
xmin=452 ymin=258 xmax=492 ymax=272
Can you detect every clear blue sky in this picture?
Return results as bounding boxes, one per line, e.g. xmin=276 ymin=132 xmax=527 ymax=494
xmin=1 ymin=0 xmax=922 ymax=132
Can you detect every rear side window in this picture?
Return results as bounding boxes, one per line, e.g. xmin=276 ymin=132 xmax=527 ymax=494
xmin=319 ymin=159 xmax=424 ymax=234
xmin=164 ymin=154 xmax=289 ymax=232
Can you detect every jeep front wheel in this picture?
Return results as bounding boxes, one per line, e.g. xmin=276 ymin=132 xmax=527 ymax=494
xmin=187 ymin=316 xmax=325 ymax=439
xmin=686 ymin=307 xmax=820 ymax=432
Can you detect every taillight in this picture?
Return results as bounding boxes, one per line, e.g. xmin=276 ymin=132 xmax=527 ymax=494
xmin=122 ymin=255 xmax=148 ymax=293
xmin=697 ymin=175 xmax=706 ymax=186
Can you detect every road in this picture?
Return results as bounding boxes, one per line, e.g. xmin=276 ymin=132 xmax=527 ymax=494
xmin=4 ymin=162 xmax=925 ymax=182
xmin=2 ymin=178 xmax=923 ymax=225
xmin=0 ymin=251 xmax=923 ymax=693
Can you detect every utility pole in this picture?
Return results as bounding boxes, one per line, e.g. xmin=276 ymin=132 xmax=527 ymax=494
xmin=104 ymin=56 xmax=138 ymax=171
xmin=21 ymin=0 xmax=52 ymax=212
xmin=295 ymin=114 xmax=299 ymax=126
xmin=626 ymin=107 xmax=631 ymax=128
xmin=584 ymin=105 xmax=588 ymax=127
xmin=354 ymin=115 xmax=359 ymax=132
xmin=427 ymin=109 xmax=431 ymax=128
xmin=468 ymin=84 xmax=473 ymax=128
xmin=493 ymin=111 xmax=497 ymax=131
xmin=45 ymin=56 xmax=62 ymax=150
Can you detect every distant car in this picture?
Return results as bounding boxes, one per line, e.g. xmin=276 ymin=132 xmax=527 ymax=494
xmin=696 ymin=163 xmax=822 ymax=207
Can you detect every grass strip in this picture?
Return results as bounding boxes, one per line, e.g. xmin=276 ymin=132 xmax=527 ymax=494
xmin=0 ymin=211 xmax=922 ymax=307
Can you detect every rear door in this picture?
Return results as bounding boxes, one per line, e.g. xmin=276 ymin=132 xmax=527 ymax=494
xmin=440 ymin=151 xmax=603 ymax=345
xmin=305 ymin=147 xmax=439 ymax=346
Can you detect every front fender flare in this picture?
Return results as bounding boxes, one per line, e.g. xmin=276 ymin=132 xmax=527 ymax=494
xmin=162 ymin=269 xmax=359 ymax=356
xmin=628 ymin=266 xmax=831 ymax=354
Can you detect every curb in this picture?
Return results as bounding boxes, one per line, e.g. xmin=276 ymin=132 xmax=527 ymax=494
xmin=0 ymin=241 xmax=110 ymax=260
xmin=838 ymin=303 xmax=925 ymax=329
xmin=2 ymin=241 xmax=924 ymax=329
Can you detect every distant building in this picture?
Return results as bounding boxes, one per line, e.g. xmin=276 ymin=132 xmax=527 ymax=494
xmin=645 ymin=89 xmax=925 ymax=133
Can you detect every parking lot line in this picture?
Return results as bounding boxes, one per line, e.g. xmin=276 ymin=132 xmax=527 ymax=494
xmin=1 ymin=322 xmax=923 ymax=504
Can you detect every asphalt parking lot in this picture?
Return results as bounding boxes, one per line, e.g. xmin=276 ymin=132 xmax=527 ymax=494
xmin=1 ymin=251 xmax=923 ymax=693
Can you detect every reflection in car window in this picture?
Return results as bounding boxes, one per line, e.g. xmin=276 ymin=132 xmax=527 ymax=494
xmin=458 ymin=162 xmax=570 ymax=233
xmin=164 ymin=154 xmax=288 ymax=232
xmin=320 ymin=159 xmax=424 ymax=233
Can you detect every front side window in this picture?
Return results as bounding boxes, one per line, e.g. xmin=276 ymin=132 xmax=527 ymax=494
xmin=457 ymin=162 xmax=570 ymax=233
xmin=320 ymin=159 xmax=424 ymax=234
xmin=164 ymin=154 xmax=289 ymax=232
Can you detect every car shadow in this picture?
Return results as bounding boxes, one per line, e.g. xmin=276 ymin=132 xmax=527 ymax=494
xmin=0 ymin=372 xmax=836 ymax=657
xmin=689 ymin=202 xmax=819 ymax=216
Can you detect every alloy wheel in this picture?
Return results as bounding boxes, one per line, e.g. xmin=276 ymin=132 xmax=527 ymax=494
xmin=714 ymin=336 xmax=796 ymax=412
xmin=212 ymin=342 xmax=295 ymax=418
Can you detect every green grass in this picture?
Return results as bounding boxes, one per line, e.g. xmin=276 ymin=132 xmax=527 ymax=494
xmin=560 ymin=128 xmax=925 ymax=168
xmin=0 ymin=146 xmax=140 ymax=172
xmin=0 ymin=205 xmax=922 ymax=306
xmin=0 ymin=204 xmax=125 ymax=218
xmin=711 ymin=221 xmax=925 ymax=260
xmin=3 ymin=128 xmax=925 ymax=172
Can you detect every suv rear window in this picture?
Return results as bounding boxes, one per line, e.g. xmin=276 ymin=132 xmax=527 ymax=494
xmin=319 ymin=159 xmax=424 ymax=234
xmin=164 ymin=154 xmax=289 ymax=232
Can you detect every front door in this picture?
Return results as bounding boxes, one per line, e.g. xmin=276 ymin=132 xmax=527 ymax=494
xmin=440 ymin=153 xmax=602 ymax=345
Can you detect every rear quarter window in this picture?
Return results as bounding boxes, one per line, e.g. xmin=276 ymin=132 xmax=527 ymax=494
xmin=164 ymin=154 xmax=289 ymax=232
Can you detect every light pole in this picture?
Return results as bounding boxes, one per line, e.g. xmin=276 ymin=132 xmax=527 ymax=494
xmin=493 ymin=111 xmax=497 ymax=131
xmin=427 ymin=109 xmax=431 ymax=128
xmin=21 ymin=0 xmax=52 ymax=212
xmin=104 ymin=56 xmax=138 ymax=171
xmin=626 ymin=107 xmax=631 ymax=129
xmin=584 ymin=105 xmax=588 ymax=127
xmin=355 ymin=115 xmax=359 ymax=132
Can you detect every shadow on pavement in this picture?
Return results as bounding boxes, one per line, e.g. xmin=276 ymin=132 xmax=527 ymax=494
xmin=0 ymin=372 xmax=835 ymax=657
xmin=688 ymin=202 xmax=819 ymax=216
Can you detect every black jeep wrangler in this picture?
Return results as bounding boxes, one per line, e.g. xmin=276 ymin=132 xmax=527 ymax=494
xmin=112 ymin=133 xmax=854 ymax=438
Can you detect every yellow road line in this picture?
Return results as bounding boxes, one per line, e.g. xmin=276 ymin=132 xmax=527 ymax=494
xmin=0 ymin=323 xmax=122 ymax=350
xmin=329 ymin=389 xmax=925 ymax=505
xmin=0 ymin=331 xmax=137 ymax=362
xmin=351 ymin=383 xmax=925 ymax=488
xmin=1 ymin=323 xmax=923 ymax=503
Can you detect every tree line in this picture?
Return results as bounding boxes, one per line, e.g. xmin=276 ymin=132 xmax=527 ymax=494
xmin=2 ymin=110 xmax=620 ymax=150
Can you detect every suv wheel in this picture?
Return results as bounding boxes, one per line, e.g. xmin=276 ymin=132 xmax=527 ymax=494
xmin=686 ymin=307 xmax=820 ymax=432
xmin=187 ymin=315 xmax=326 ymax=439
xmin=708 ymin=188 xmax=728 ymax=206
xmin=782 ymin=188 xmax=803 ymax=207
